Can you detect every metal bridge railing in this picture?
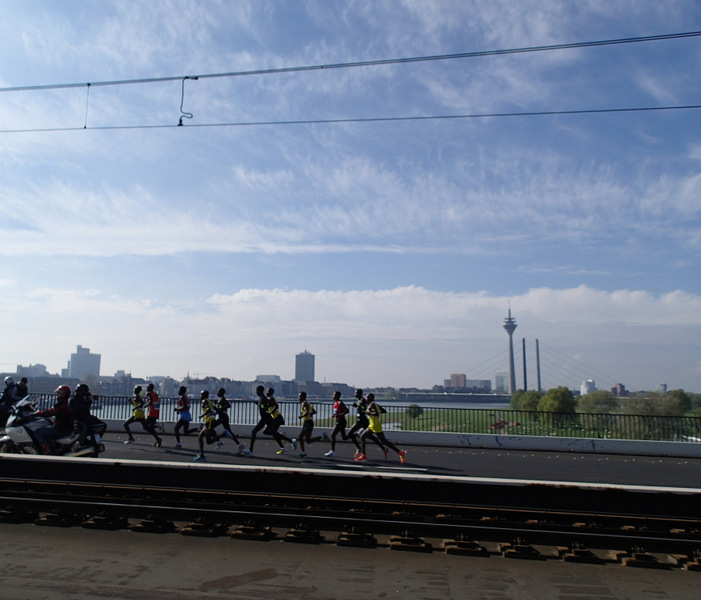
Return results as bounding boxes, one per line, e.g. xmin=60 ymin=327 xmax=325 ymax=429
xmin=24 ymin=395 xmax=701 ymax=443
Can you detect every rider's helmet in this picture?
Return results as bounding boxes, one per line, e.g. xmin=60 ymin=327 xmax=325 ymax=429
xmin=75 ymin=383 xmax=90 ymax=397
xmin=54 ymin=385 xmax=71 ymax=398
xmin=4 ymin=376 xmax=14 ymax=387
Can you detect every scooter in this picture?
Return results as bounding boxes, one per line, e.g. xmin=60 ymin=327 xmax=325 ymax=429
xmin=0 ymin=398 xmax=106 ymax=457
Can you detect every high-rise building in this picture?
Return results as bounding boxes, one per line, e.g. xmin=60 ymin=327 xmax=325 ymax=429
xmin=495 ymin=371 xmax=508 ymax=393
xmin=450 ymin=373 xmax=467 ymax=388
xmin=611 ymin=383 xmax=627 ymax=396
xmin=295 ymin=350 xmax=315 ymax=383
xmin=65 ymin=345 xmax=101 ymax=381
xmin=581 ymin=379 xmax=597 ymax=395
xmin=503 ymin=309 xmax=517 ymax=395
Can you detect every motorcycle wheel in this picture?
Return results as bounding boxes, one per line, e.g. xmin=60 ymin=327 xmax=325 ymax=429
xmin=0 ymin=440 xmax=18 ymax=453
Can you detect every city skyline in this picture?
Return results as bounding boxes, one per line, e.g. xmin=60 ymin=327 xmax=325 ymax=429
xmin=8 ymin=338 xmax=684 ymax=395
xmin=1 ymin=2 xmax=700 ymax=393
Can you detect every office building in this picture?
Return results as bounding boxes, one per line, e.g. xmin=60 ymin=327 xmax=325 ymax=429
xmin=295 ymin=350 xmax=315 ymax=383
xmin=64 ymin=345 xmax=101 ymax=381
xmin=581 ymin=379 xmax=597 ymax=395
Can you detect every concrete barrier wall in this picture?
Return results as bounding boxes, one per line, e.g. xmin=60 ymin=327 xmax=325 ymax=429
xmin=103 ymin=420 xmax=701 ymax=458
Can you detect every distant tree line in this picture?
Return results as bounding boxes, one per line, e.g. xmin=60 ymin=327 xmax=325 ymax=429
xmin=510 ymin=387 xmax=701 ymax=417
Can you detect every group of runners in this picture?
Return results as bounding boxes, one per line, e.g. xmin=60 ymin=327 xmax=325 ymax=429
xmin=122 ymin=384 xmax=406 ymax=464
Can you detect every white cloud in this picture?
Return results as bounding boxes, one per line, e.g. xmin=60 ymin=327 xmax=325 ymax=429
xmin=3 ymin=284 xmax=700 ymax=391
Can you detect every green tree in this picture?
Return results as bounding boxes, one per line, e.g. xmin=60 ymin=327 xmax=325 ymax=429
xmin=578 ymin=390 xmax=619 ymax=414
xmin=538 ymin=387 xmax=576 ymax=413
xmin=406 ymin=404 xmax=423 ymax=419
xmin=520 ymin=390 xmax=543 ymax=411
xmin=620 ymin=390 xmax=691 ymax=416
xmin=689 ymin=392 xmax=701 ymax=411
xmin=510 ymin=389 xmax=525 ymax=409
xmin=661 ymin=389 xmax=692 ymax=416
xmin=619 ymin=393 xmax=661 ymax=415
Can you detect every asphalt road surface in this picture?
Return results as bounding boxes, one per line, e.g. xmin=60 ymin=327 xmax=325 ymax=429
xmin=103 ymin=430 xmax=701 ymax=489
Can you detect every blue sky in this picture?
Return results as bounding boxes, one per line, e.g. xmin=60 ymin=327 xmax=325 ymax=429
xmin=1 ymin=0 xmax=700 ymax=392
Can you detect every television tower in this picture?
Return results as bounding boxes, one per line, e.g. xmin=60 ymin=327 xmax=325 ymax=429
xmin=503 ymin=308 xmax=518 ymax=394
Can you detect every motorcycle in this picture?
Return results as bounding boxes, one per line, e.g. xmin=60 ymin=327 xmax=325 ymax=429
xmin=0 ymin=398 xmax=106 ymax=457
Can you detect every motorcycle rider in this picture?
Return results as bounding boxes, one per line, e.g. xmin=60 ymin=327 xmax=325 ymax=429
xmin=16 ymin=377 xmax=29 ymax=399
xmin=70 ymin=383 xmax=104 ymax=453
xmin=34 ymin=385 xmax=73 ymax=454
xmin=0 ymin=376 xmax=21 ymax=426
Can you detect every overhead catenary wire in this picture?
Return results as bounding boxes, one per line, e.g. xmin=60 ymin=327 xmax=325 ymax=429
xmin=0 ymin=103 xmax=699 ymax=135
xmin=0 ymin=30 xmax=698 ymax=135
xmin=0 ymin=30 xmax=699 ymax=93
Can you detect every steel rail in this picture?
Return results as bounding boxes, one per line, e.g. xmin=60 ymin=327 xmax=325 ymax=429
xmin=1 ymin=476 xmax=701 ymax=555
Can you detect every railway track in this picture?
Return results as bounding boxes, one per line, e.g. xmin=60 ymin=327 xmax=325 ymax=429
xmin=1 ymin=454 xmax=700 ymax=569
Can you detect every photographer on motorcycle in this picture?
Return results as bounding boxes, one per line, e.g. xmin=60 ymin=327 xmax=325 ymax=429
xmin=34 ymin=385 xmax=73 ymax=454
xmin=70 ymin=383 xmax=105 ymax=454
xmin=0 ymin=376 xmax=21 ymax=427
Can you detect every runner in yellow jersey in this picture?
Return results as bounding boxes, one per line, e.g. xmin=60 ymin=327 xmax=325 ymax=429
xmin=123 ymin=385 xmax=161 ymax=446
xmin=355 ymin=393 xmax=406 ymax=464
xmin=194 ymin=390 xmax=222 ymax=461
xmin=293 ymin=391 xmax=329 ymax=458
